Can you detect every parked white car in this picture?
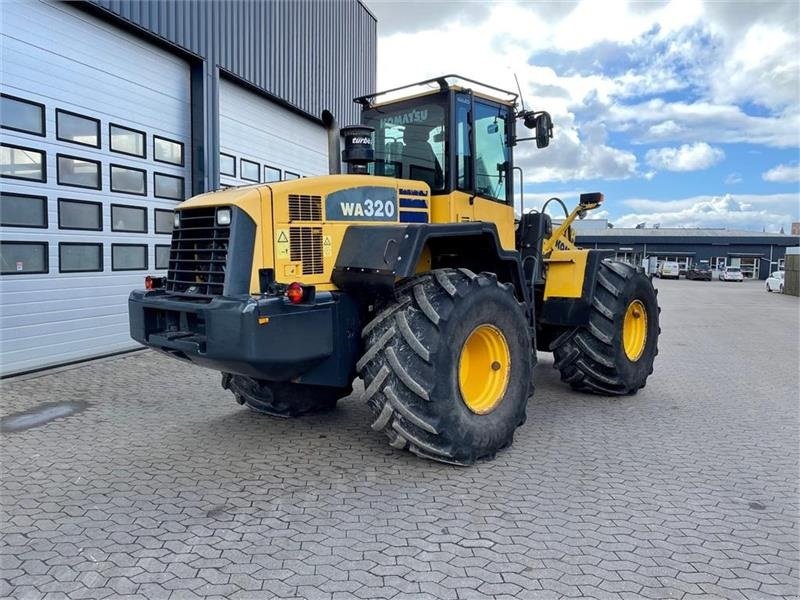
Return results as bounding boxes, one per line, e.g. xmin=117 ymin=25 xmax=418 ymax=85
xmin=657 ymin=261 xmax=681 ymax=279
xmin=766 ymin=270 xmax=785 ymax=293
xmin=719 ymin=267 xmax=744 ymax=282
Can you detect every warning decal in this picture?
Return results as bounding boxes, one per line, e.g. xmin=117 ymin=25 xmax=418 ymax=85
xmin=276 ymin=229 xmax=290 ymax=259
xmin=323 ymin=235 xmax=333 ymax=257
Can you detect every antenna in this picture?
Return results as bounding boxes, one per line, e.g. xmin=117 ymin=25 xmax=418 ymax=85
xmin=514 ymin=73 xmax=526 ymax=113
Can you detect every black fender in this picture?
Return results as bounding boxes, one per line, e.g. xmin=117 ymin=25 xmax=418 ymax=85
xmin=331 ymin=223 xmax=529 ymax=305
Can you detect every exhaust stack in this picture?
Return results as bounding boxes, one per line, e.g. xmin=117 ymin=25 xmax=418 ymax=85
xmin=322 ymin=110 xmax=341 ymax=175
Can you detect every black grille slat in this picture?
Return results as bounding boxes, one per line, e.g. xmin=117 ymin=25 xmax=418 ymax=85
xmin=288 ymin=194 xmax=322 ymax=222
xmin=290 ymin=226 xmax=323 ymax=275
xmin=166 ymin=208 xmax=230 ymax=297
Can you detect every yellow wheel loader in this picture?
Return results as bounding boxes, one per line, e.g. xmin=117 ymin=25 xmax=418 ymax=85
xmin=129 ymin=75 xmax=660 ymax=465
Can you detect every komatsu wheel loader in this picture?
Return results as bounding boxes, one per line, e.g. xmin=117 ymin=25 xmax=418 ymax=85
xmin=129 ymin=75 xmax=660 ymax=465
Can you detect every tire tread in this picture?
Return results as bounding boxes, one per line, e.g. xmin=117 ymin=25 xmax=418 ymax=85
xmin=552 ymin=259 xmax=659 ymax=396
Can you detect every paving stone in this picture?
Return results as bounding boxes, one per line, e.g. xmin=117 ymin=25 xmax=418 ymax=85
xmin=0 ymin=281 xmax=797 ymax=600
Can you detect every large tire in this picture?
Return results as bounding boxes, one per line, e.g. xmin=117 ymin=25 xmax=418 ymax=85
xmin=357 ymin=268 xmax=533 ymax=465
xmin=221 ymin=373 xmax=350 ymax=417
xmin=551 ymin=259 xmax=660 ymax=395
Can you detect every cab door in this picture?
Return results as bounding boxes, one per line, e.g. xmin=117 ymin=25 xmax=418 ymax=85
xmin=455 ymin=94 xmax=516 ymax=250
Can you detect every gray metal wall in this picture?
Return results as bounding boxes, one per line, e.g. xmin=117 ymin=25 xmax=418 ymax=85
xmin=79 ymin=0 xmax=376 ymax=191
xmin=85 ymin=0 xmax=375 ymax=125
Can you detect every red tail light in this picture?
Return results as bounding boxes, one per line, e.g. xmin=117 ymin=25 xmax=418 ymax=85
xmin=286 ymin=282 xmax=304 ymax=304
xmin=145 ymin=276 xmax=153 ymax=290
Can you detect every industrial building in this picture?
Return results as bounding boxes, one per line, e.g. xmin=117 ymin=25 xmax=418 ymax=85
xmin=575 ymin=226 xmax=798 ymax=280
xmin=0 ymin=0 xmax=376 ymax=375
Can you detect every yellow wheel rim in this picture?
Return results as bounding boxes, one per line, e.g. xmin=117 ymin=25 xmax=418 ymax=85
xmin=622 ymin=299 xmax=648 ymax=361
xmin=458 ymin=324 xmax=511 ymax=414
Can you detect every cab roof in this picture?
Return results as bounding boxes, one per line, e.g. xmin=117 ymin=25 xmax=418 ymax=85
xmin=355 ymin=74 xmax=518 ymax=110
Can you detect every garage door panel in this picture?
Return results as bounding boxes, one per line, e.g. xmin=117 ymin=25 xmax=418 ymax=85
xmin=1 ymin=297 xmax=138 ymax=319
xmin=219 ymin=79 xmax=328 ymax=185
xmin=6 ymin=1 xmax=188 ymax=95
xmin=1 ymin=276 xmax=147 ymax=296
xmin=0 ymin=0 xmax=188 ymax=376
xmin=3 ymin=52 xmax=189 ymax=144
xmin=3 ymin=335 xmax=140 ymax=374
xmin=1 ymin=314 xmax=131 ymax=346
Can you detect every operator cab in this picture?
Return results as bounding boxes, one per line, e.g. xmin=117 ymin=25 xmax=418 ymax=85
xmin=356 ymin=75 xmax=549 ymax=207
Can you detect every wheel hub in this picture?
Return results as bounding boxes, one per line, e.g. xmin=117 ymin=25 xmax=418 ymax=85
xmin=458 ymin=324 xmax=511 ymax=414
xmin=622 ymin=299 xmax=648 ymax=361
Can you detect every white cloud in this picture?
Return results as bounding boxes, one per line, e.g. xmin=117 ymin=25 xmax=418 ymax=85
xmin=644 ymin=142 xmax=725 ymax=172
xmin=762 ymin=162 xmax=800 ymax=183
xmin=614 ymin=192 xmax=799 ymax=232
xmin=372 ymin=6 xmax=641 ymax=183
xmin=724 ymin=172 xmax=742 ymax=185
xmin=607 ymin=100 xmax=799 ymax=148
xmin=516 ymin=120 xmax=637 ymax=183
xmin=710 ymin=22 xmax=800 ymax=111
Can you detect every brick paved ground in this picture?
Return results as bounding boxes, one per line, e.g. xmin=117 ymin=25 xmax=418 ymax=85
xmin=1 ymin=279 xmax=798 ymax=599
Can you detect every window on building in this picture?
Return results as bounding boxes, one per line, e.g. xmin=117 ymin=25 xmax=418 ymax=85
xmin=264 ymin=165 xmax=281 ymax=182
xmin=111 ymin=204 xmax=147 ymax=232
xmin=112 ymin=244 xmax=147 ymax=271
xmin=110 ymin=123 xmax=145 ymax=158
xmin=59 ymin=242 xmax=102 ymax=273
xmin=241 ymin=159 xmax=260 ymax=182
xmin=57 ymin=154 xmax=100 ymax=189
xmin=155 ymin=245 xmax=170 ymax=270
xmin=284 ymin=171 xmax=300 ymax=180
xmin=154 ymin=172 xmax=184 ymax=200
xmin=154 ymin=209 xmax=174 ymax=234
xmin=220 ymin=153 xmax=236 ymax=177
xmin=1 ymin=241 xmax=48 ymax=275
xmin=1 ymin=94 xmax=45 ymax=136
xmin=2 ymin=145 xmax=46 ymax=182
xmin=58 ymin=199 xmax=102 ymax=231
xmin=56 ymin=109 xmax=100 ymax=148
xmin=153 ymin=136 xmax=183 ymax=165
xmin=0 ymin=193 xmax=48 ymax=228
xmin=110 ymin=164 xmax=146 ymax=195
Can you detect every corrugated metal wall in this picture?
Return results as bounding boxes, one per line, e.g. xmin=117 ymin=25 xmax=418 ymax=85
xmin=86 ymin=0 xmax=376 ymax=127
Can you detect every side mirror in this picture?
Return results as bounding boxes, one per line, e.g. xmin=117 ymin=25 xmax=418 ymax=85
xmin=535 ymin=113 xmax=553 ymax=148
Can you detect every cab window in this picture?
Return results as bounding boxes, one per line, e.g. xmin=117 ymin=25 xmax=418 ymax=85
xmin=473 ymin=101 xmax=510 ymax=203
xmin=364 ymin=101 xmax=446 ymax=192
xmin=455 ymin=96 xmax=471 ymax=191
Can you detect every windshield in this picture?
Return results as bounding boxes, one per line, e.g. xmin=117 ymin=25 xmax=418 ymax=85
xmin=727 ymin=267 xmax=740 ymax=272
xmin=363 ymin=98 xmax=446 ymax=192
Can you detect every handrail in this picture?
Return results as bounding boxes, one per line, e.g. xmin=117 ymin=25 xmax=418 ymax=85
xmin=354 ymin=74 xmax=518 ymax=107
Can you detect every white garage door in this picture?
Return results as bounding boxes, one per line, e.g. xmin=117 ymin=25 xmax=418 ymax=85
xmin=219 ymin=78 xmax=328 ymax=186
xmin=0 ymin=0 xmax=191 ymax=376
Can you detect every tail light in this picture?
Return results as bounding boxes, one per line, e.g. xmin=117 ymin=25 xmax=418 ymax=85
xmin=144 ymin=276 xmax=165 ymax=290
xmin=286 ymin=282 xmax=304 ymax=304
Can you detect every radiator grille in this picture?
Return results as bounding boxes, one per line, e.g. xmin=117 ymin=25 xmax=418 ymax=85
xmin=290 ymin=226 xmax=323 ymax=275
xmin=166 ymin=207 xmax=229 ymax=296
xmin=288 ymin=194 xmax=322 ymax=221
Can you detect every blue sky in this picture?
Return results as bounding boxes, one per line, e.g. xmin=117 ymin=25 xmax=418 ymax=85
xmin=365 ymin=0 xmax=800 ymax=232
